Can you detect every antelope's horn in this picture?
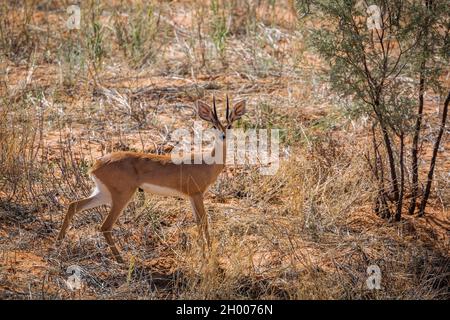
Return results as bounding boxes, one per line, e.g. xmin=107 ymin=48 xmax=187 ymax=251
xmin=213 ymin=95 xmax=222 ymax=125
xmin=226 ymin=94 xmax=230 ymax=123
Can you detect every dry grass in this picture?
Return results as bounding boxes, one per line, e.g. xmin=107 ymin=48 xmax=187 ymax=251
xmin=0 ymin=0 xmax=448 ymax=300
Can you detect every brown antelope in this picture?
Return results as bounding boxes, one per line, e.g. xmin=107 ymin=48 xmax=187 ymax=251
xmin=57 ymin=96 xmax=246 ymax=263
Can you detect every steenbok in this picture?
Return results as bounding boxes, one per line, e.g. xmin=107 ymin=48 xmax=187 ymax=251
xmin=57 ymin=96 xmax=246 ymax=262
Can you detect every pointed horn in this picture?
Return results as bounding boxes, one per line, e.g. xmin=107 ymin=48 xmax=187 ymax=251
xmin=226 ymin=94 xmax=230 ymax=123
xmin=212 ymin=95 xmax=218 ymax=122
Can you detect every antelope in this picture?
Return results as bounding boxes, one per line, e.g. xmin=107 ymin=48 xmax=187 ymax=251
xmin=57 ymin=96 xmax=246 ymax=263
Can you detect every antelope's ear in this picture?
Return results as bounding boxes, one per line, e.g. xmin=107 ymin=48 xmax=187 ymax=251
xmin=228 ymin=100 xmax=246 ymax=123
xmin=197 ymin=101 xmax=215 ymax=122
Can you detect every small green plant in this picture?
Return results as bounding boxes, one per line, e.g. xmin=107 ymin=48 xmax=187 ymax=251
xmin=58 ymin=35 xmax=86 ymax=89
xmin=86 ymin=20 xmax=106 ymax=70
xmin=83 ymin=2 xmax=107 ymax=73
xmin=210 ymin=0 xmax=229 ymax=66
xmin=113 ymin=2 xmax=161 ymax=69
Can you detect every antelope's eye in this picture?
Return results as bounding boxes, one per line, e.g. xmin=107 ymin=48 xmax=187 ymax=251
xmin=221 ymin=132 xmax=226 ymax=140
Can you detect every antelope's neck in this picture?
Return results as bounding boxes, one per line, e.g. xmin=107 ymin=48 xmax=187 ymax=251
xmin=210 ymin=138 xmax=226 ymax=171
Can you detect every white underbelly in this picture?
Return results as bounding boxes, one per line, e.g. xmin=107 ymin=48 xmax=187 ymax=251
xmin=140 ymin=183 xmax=186 ymax=198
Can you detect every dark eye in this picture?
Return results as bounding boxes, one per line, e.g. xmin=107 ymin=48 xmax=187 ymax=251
xmin=221 ymin=132 xmax=226 ymax=139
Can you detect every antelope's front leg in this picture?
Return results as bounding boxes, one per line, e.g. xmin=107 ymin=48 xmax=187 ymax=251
xmin=189 ymin=193 xmax=211 ymax=251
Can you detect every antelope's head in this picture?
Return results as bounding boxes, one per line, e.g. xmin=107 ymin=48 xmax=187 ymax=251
xmin=196 ymin=96 xmax=246 ymax=140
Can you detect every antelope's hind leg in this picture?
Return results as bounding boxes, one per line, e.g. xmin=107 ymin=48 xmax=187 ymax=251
xmin=57 ymin=176 xmax=111 ymax=241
